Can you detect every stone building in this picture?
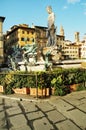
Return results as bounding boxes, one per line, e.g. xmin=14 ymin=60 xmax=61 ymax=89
xmin=80 ymin=34 xmax=86 ymax=59
xmin=4 ymin=24 xmax=65 ymax=58
xmin=0 ymin=16 xmax=5 ymax=65
xmin=4 ymin=23 xmax=86 ymax=63
xmin=62 ymin=32 xmax=81 ymax=59
xmin=5 ymin=24 xmax=35 ymax=47
xmin=63 ymin=42 xmax=80 ymax=59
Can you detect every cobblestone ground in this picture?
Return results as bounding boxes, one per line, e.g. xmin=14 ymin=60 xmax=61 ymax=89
xmin=0 ymin=91 xmax=86 ymax=130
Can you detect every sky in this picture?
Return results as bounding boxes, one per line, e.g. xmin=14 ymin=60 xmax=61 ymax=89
xmin=0 ymin=0 xmax=86 ymax=42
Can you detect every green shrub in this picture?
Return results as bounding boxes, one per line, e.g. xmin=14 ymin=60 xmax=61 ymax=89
xmin=0 ymin=73 xmax=6 ymax=85
xmin=51 ymin=74 xmax=70 ymax=96
xmin=77 ymin=83 xmax=86 ymax=91
xmin=0 ymin=68 xmax=86 ymax=95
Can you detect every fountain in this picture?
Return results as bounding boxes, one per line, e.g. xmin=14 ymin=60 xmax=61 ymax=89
xmin=8 ymin=6 xmax=62 ymax=71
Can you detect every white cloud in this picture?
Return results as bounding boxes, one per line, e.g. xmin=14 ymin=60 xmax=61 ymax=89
xmin=81 ymin=3 xmax=86 ymax=15
xmin=84 ymin=12 xmax=86 ymax=15
xmin=67 ymin=0 xmax=80 ymax=4
xmin=63 ymin=6 xmax=68 ymax=9
xmin=83 ymin=10 xmax=86 ymax=15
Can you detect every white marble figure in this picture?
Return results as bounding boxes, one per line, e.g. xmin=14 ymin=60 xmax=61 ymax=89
xmin=46 ymin=6 xmax=56 ymax=46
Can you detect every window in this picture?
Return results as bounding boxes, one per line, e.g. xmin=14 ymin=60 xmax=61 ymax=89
xmin=27 ymin=31 xmax=29 ymax=34
xmin=32 ymin=38 xmax=34 ymax=42
xmin=27 ymin=38 xmax=30 ymax=41
xmin=22 ymin=31 xmax=25 ymax=34
xmin=31 ymin=31 xmax=34 ymax=35
xmin=21 ymin=37 xmax=25 ymax=41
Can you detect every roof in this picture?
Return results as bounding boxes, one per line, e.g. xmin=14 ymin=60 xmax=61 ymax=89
xmin=57 ymin=34 xmax=65 ymax=38
xmin=6 ymin=24 xmax=35 ymax=36
xmin=35 ymin=25 xmax=47 ymax=29
xmin=0 ymin=16 xmax=5 ymax=22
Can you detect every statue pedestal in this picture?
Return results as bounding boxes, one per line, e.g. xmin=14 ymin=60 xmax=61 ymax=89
xmin=43 ymin=46 xmax=62 ymax=62
xmin=18 ymin=61 xmax=46 ymax=71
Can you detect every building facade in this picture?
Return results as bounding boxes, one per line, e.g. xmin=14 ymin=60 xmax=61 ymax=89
xmin=80 ymin=35 xmax=86 ymax=59
xmin=4 ymin=24 xmax=65 ymax=58
xmin=4 ymin=24 xmax=86 ymax=63
xmin=0 ymin=16 xmax=5 ymax=65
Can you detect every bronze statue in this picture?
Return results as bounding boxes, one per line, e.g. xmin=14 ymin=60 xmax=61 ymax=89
xmin=22 ymin=43 xmax=37 ymax=64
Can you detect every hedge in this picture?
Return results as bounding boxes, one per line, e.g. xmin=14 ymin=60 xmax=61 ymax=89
xmin=0 ymin=68 xmax=86 ymax=95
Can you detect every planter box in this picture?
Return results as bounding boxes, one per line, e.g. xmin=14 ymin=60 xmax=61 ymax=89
xmin=70 ymin=84 xmax=79 ymax=92
xmin=0 ymin=85 xmax=4 ymax=92
xmin=13 ymin=87 xmax=30 ymax=94
xmin=30 ymin=88 xmax=49 ymax=97
xmin=51 ymin=87 xmax=55 ymax=95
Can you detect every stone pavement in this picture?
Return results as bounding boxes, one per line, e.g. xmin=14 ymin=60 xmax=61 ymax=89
xmin=0 ymin=91 xmax=86 ymax=130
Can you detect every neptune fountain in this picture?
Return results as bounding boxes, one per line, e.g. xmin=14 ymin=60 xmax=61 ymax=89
xmin=8 ymin=6 xmax=62 ymax=71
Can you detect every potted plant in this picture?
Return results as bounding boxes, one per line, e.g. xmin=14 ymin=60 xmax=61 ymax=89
xmin=0 ymin=74 xmax=6 ymax=93
xmin=0 ymin=72 xmax=15 ymax=94
xmin=12 ymin=74 xmax=30 ymax=94
xmin=30 ymin=72 xmax=49 ymax=97
xmin=51 ymin=72 xmax=70 ymax=96
xmin=69 ymin=69 xmax=84 ymax=92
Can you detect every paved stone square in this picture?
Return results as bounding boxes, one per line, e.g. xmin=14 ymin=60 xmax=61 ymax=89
xmin=0 ymin=91 xmax=86 ymax=130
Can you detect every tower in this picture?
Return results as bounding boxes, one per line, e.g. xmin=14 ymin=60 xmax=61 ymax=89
xmin=75 ymin=32 xmax=79 ymax=43
xmin=83 ymin=34 xmax=86 ymax=42
xmin=0 ymin=16 xmax=5 ymax=64
xmin=60 ymin=25 xmax=64 ymax=36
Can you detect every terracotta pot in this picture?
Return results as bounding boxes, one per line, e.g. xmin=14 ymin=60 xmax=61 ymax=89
xmin=51 ymin=87 xmax=55 ymax=95
xmin=13 ymin=87 xmax=30 ymax=94
xmin=30 ymin=88 xmax=49 ymax=97
xmin=0 ymin=85 xmax=4 ymax=92
xmin=70 ymin=84 xmax=79 ymax=92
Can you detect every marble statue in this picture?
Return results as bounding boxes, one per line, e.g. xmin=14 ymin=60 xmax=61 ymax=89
xmin=46 ymin=6 xmax=56 ymax=46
